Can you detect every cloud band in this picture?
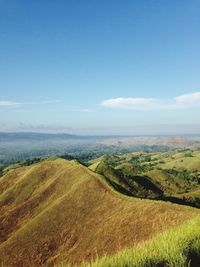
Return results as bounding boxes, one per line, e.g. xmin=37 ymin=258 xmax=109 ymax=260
xmin=102 ymin=92 xmax=200 ymax=110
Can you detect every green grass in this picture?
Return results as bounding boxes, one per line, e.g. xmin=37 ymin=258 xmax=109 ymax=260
xmin=56 ymin=216 xmax=200 ymax=266
xmin=90 ymin=161 xmax=163 ymax=198
xmin=67 ymin=215 xmax=200 ymax=267
xmin=88 ymin=151 xmax=200 ymax=207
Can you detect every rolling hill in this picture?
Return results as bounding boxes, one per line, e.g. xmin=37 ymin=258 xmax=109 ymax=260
xmin=89 ymin=151 xmax=200 ymax=206
xmin=0 ymin=158 xmax=199 ymax=266
xmin=89 ymin=161 xmax=163 ymax=198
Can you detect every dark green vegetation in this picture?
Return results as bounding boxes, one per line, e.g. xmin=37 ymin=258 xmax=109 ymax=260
xmin=88 ymin=151 xmax=200 ymax=208
xmin=89 ymin=161 xmax=163 ymax=198
xmin=0 ymin=146 xmax=200 ymax=266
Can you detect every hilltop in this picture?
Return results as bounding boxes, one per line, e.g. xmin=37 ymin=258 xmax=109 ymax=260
xmin=0 ymin=157 xmax=199 ymax=266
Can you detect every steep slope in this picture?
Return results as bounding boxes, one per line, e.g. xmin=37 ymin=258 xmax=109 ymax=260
xmin=0 ymin=158 xmax=199 ymax=267
xmin=89 ymin=161 xmax=163 ymax=198
xmin=89 ymin=152 xmax=200 ymax=203
xmin=81 ymin=215 xmax=200 ymax=267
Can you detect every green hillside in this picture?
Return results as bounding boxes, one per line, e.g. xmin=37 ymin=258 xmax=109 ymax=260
xmin=0 ymin=157 xmax=199 ymax=266
xmin=89 ymin=150 xmax=200 ymax=207
xmin=89 ymin=161 xmax=163 ymax=198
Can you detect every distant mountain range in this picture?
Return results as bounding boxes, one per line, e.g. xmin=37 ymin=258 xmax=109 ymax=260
xmin=0 ymin=132 xmax=119 ymax=141
xmin=100 ymin=135 xmax=200 ymax=149
xmin=0 ymin=132 xmax=200 ymax=147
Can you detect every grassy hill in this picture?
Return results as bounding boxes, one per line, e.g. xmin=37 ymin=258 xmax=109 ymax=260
xmin=0 ymin=158 xmax=199 ymax=266
xmin=89 ymin=151 xmax=200 ymax=207
xmin=89 ymin=161 xmax=163 ymax=198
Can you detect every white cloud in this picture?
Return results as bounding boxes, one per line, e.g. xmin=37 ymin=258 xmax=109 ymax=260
xmin=0 ymin=100 xmax=60 ymax=108
xmin=0 ymin=101 xmax=21 ymax=107
xmin=102 ymin=97 xmax=153 ymax=108
xmin=102 ymin=92 xmax=200 ymax=110
xmin=175 ymin=92 xmax=200 ymax=106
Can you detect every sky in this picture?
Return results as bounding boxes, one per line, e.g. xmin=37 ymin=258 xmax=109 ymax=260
xmin=0 ymin=0 xmax=200 ymax=135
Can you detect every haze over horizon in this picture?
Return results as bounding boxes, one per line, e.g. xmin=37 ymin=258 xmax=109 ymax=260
xmin=1 ymin=0 xmax=200 ymax=135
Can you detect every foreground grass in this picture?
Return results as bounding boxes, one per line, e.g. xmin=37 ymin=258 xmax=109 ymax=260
xmin=57 ymin=215 xmax=200 ymax=267
xmin=86 ymin=215 xmax=200 ymax=267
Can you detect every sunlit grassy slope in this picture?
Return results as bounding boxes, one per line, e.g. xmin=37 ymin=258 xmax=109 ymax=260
xmin=89 ymin=151 xmax=200 ymax=206
xmin=78 ymin=215 xmax=200 ymax=267
xmin=0 ymin=158 xmax=199 ymax=266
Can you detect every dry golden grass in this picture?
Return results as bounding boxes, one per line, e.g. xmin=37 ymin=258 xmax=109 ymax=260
xmin=0 ymin=158 xmax=199 ymax=266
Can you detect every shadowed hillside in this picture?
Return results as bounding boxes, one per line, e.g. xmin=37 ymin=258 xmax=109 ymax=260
xmin=0 ymin=158 xmax=199 ymax=266
xmin=88 ymin=151 xmax=200 ymax=207
xmin=89 ymin=161 xmax=163 ymax=198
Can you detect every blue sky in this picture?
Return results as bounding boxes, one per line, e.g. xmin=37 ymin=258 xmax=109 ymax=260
xmin=0 ymin=0 xmax=200 ymax=135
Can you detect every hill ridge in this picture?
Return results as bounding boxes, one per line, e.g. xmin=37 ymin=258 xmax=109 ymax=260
xmin=0 ymin=158 xmax=199 ymax=266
